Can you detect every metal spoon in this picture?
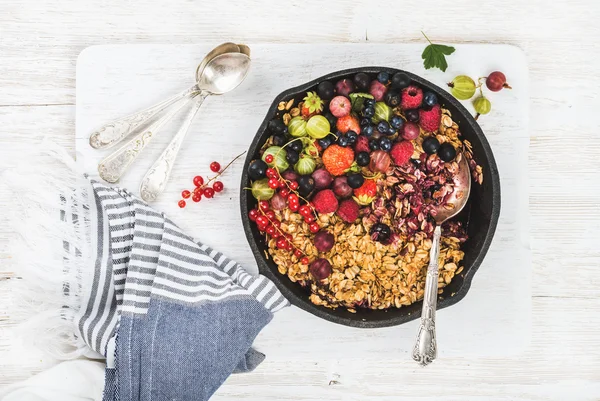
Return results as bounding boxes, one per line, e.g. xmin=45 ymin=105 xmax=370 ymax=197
xmin=90 ymin=42 xmax=242 ymax=150
xmin=412 ymin=152 xmax=471 ymax=366
xmin=97 ymin=44 xmax=245 ymax=183
xmin=139 ymin=51 xmax=251 ymax=202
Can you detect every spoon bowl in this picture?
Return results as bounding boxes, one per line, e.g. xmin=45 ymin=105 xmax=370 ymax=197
xmin=433 ymin=154 xmax=472 ymax=224
xmin=198 ymin=52 xmax=251 ymax=95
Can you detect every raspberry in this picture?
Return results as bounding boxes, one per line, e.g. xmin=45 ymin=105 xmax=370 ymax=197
xmin=401 ymin=86 xmax=423 ymax=110
xmin=322 ymin=145 xmax=354 ymax=176
xmin=419 ymin=104 xmax=441 ymax=132
xmin=354 ymin=135 xmax=370 ymax=153
xmin=312 ymin=189 xmax=339 ymax=214
xmin=336 ymin=199 xmax=360 ymax=223
xmin=390 ymin=141 xmax=414 ymax=166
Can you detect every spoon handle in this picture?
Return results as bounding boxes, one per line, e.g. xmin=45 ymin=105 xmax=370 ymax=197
xmin=97 ymin=95 xmax=193 ymax=183
xmin=140 ymin=91 xmax=208 ymax=202
xmin=89 ymin=86 xmax=197 ymax=150
xmin=413 ymin=224 xmax=441 ymax=366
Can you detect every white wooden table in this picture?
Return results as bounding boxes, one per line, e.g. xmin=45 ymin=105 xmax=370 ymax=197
xmin=0 ymin=1 xmax=599 ymax=400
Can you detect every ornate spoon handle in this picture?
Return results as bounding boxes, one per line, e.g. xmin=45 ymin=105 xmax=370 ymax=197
xmin=412 ymin=224 xmax=441 ymax=366
xmin=89 ymin=86 xmax=197 ymax=150
xmin=97 ymin=96 xmax=193 ymax=183
xmin=140 ymin=91 xmax=208 ymax=202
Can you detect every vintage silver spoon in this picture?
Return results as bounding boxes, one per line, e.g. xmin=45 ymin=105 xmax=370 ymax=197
xmin=412 ymin=152 xmax=471 ymax=366
xmin=90 ymin=42 xmax=242 ymax=150
xmin=139 ymin=51 xmax=251 ymax=202
xmin=97 ymin=44 xmax=246 ymax=183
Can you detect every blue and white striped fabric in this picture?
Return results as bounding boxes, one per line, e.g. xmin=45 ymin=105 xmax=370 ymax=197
xmin=73 ymin=181 xmax=288 ymax=401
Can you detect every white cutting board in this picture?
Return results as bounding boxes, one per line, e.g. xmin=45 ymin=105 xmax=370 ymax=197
xmin=76 ymin=44 xmax=530 ymax=358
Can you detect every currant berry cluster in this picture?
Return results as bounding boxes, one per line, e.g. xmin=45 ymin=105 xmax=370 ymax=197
xmin=178 ymin=152 xmax=245 ymax=208
xmin=248 ymin=200 xmax=310 ymax=265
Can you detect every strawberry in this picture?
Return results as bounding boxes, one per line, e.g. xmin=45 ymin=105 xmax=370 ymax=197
xmin=322 ymin=144 xmax=354 ymax=176
xmin=329 ymin=96 xmax=351 ymax=117
xmin=302 ymin=91 xmax=324 ymax=118
xmin=353 ymin=179 xmax=377 ymax=206
xmin=336 ymin=115 xmax=361 ymax=134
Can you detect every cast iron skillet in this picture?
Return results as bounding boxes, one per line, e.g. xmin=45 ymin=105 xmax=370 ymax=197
xmin=240 ymin=67 xmax=500 ymax=328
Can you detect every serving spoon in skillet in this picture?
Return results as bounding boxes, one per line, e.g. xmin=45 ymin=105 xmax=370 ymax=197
xmin=412 ymin=152 xmax=471 ymax=366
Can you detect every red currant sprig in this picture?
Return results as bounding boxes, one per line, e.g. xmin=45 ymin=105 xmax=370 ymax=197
xmin=178 ymin=151 xmax=246 ymax=208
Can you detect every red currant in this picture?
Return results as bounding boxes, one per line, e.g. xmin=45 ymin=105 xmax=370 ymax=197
xmin=193 ymin=186 xmax=203 ymax=195
xmin=309 ymin=222 xmax=320 ymax=233
xmin=178 ymin=200 xmax=186 ymax=208
xmin=266 ymin=168 xmax=277 ymax=178
xmin=256 ymin=215 xmax=269 ymax=227
xmin=210 ymin=161 xmax=221 ymax=172
xmin=181 ymin=190 xmax=191 ymax=199
xmin=265 ymin=210 xmax=276 ymax=221
xmin=266 ymin=225 xmax=277 ymax=236
xmin=248 ymin=209 xmax=259 ymax=221
xmin=304 ymin=214 xmax=315 ymax=223
xmin=192 ymin=194 xmax=201 ymax=203
xmin=285 ymin=242 xmax=294 ymax=251
xmin=300 ymin=257 xmax=309 ymax=265
xmin=278 ymin=180 xmax=286 ymax=188
xmin=287 ymin=193 xmax=299 ymax=203
xmin=279 ymin=188 xmax=289 ymax=197
xmin=193 ymin=175 xmax=204 ymax=187
xmin=271 ymin=219 xmax=281 ymax=228
xmin=289 ymin=181 xmax=299 ymax=190
xmin=298 ymin=205 xmax=311 ymax=217
xmin=258 ymin=200 xmax=270 ymax=211
xmin=276 ymin=236 xmax=287 ymax=249
xmin=289 ymin=203 xmax=299 ymax=212
xmin=203 ymin=187 xmax=215 ymax=198
xmin=268 ymin=178 xmax=279 ymax=189
xmin=257 ymin=222 xmax=268 ymax=232
xmin=293 ymin=249 xmax=303 ymax=258
xmin=213 ymin=181 xmax=224 ymax=192
xmin=265 ymin=154 xmax=274 ymax=163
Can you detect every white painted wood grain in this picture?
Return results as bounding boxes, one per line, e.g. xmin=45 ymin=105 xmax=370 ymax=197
xmin=0 ymin=0 xmax=599 ymax=399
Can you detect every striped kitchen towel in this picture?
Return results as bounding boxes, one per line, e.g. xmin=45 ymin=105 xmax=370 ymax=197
xmin=3 ymin=145 xmax=289 ymax=401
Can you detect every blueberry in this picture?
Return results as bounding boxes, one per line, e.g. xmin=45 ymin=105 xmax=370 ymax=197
xmin=286 ymin=149 xmax=300 ymax=164
xmin=347 ymin=173 xmax=365 ymax=189
xmin=248 ymin=159 xmax=268 ymax=180
xmin=362 ymin=106 xmax=375 ymax=118
xmin=268 ymin=119 xmax=287 ymax=135
xmin=390 ymin=115 xmax=404 ymax=130
xmin=364 ymin=98 xmax=376 ymax=108
xmin=346 ymin=130 xmax=358 ymax=142
xmin=423 ymin=92 xmax=438 ymax=107
xmin=363 ymin=124 xmax=374 ymax=137
xmin=324 ymin=112 xmax=337 ymax=128
xmin=405 ymin=109 xmax=420 ymax=123
xmin=391 ymin=72 xmax=410 ymax=89
xmin=272 ymin=134 xmax=286 ymax=146
xmin=369 ymin=139 xmax=380 ymax=151
xmin=379 ymin=137 xmax=392 ymax=152
xmin=377 ymin=71 xmax=390 ymax=84
xmin=317 ymin=81 xmax=335 ymax=100
xmin=318 ymin=136 xmax=333 ymax=150
xmin=438 ymin=143 xmax=456 ymax=162
xmin=377 ymin=121 xmax=391 ymax=135
xmin=289 ymin=140 xmax=303 ymax=153
xmin=370 ymin=222 xmax=391 ymax=243
xmin=338 ymin=136 xmax=349 ymax=147
xmin=297 ymin=175 xmax=315 ymax=197
xmin=384 ymin=90 xmax=401 ymax=107
xmin=353 ymin=72 xmax=371 ymax=91
xmin=422 ymin=136 xmax=441 ymax=155
xmin=356 ymin=151 xmax=370 ymax=166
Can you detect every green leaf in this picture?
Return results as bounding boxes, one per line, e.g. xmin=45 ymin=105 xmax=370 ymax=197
xmin=349 ymin=92 xmax=374 ymax=113
xmin=421 ymin=32 xmax=455 ymax=72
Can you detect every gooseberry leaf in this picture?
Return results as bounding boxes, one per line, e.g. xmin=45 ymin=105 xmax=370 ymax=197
xmin=421 ymin=32 xmax=455 ymax=72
